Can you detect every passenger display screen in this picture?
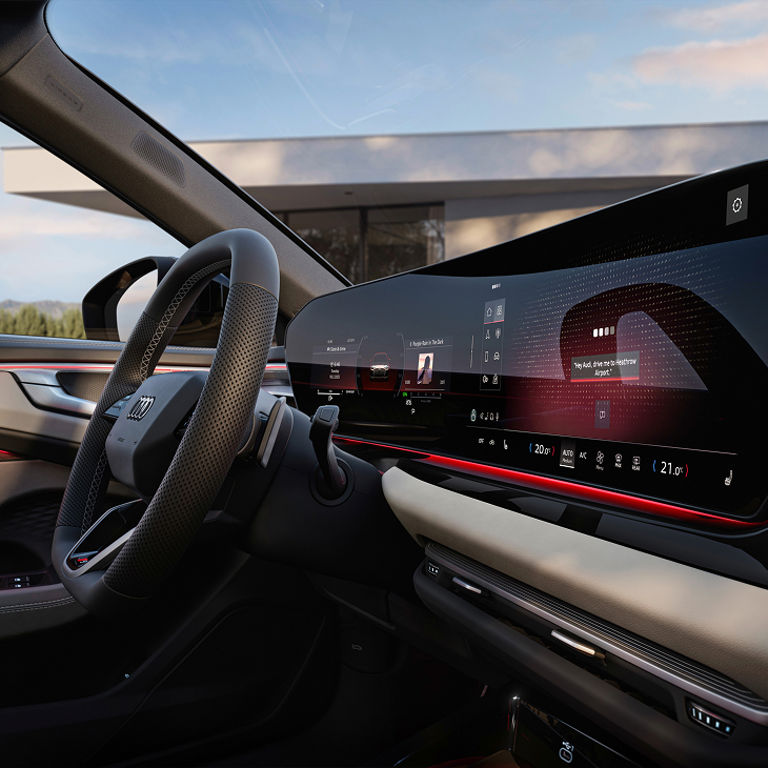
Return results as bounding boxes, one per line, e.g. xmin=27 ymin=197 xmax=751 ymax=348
xmin=286 ymin=165 xmax=768 ymax=520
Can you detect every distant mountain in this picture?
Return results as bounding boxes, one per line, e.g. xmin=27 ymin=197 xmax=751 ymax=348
xmin=0 ymin=300 xmax=80 ymax=319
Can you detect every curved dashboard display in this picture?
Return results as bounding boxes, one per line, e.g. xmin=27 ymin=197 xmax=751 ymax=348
xmin=286 ymin=162 xmax=768 ymax=523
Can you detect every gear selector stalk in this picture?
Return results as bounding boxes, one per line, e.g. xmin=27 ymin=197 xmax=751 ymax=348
xmin=310 ymin=405 xmax=348 ymax=499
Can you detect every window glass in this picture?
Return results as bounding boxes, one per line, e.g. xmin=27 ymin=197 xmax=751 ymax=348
xmin=285 ymin=205 xmax=444 ymax=283
xmin=367 ymin=206 xmax=445 ymax=282
xmin=48 ymin=1 xmax=767 ymax=139
xmin=46 ymin=1 xmax=766 ymax=281
xmin=0 ymin=124 xmax=183 ymax=339
xmin=288 ymin=209 xmax=361 ymax=283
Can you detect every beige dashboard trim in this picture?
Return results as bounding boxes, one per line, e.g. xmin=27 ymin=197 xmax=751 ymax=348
xmin=382 ymin=466 xmax=768 ymax=699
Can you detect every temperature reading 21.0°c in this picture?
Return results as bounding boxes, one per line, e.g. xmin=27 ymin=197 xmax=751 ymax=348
xmin=656 ymin=459 xmax=688 ymax=478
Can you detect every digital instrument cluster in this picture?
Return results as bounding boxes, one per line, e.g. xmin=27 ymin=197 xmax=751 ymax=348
xmin=286 ymin=165 xmax=768 ymax=522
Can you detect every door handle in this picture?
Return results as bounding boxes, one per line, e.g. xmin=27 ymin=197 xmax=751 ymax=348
xmin=10 ymin=369 xmax=96 ymax=418
xmin=18 ymin=381 xmax=96 ymax=418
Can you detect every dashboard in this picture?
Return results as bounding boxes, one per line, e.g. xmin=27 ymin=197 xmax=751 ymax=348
xmin=287 ymin=161 xmax=768 ymax=585
xmin=282 ymin=162 xmax=768 ymax=763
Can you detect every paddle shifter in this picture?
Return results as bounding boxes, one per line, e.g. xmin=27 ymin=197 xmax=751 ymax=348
xmin=310 ymin=405 xmax=348 ymax=499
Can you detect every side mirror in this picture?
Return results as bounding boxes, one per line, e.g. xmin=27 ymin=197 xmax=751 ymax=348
xmin=81 ymin=256 xmax=228 ymax=347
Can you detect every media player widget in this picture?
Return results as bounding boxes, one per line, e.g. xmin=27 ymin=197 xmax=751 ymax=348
xmin=401 ymin=336 xmax=453 ymax=393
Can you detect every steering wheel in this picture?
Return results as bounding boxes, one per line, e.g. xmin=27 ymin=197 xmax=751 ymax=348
xmin=52 ymin=228 xmax=279 ymax=614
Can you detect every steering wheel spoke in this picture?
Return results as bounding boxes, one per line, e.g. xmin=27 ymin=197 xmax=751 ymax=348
xmin=64 ymin=499 xmax=146 ymax=575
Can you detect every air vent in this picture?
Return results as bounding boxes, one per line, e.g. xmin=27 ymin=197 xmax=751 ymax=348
xmin=131 ymin=131 xmax=186 ymax=188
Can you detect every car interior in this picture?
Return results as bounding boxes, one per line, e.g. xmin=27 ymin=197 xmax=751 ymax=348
xmin=1 ymin=2 xmax=768 ymax=766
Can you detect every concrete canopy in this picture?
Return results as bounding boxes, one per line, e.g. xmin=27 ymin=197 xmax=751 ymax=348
xmin=4 ymin=121 xmax=767 ymax=258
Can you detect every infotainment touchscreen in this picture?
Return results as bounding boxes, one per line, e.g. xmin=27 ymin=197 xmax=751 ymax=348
xmin=286 ymin=163 xmax=768 ymax=520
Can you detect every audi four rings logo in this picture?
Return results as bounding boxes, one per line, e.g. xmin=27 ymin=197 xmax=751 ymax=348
xmin=127 ymin=395 xmax=155 ymax=421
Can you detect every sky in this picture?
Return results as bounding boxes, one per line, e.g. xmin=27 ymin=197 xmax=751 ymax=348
xmin=1 ymin=0 xmax=768 ymax=313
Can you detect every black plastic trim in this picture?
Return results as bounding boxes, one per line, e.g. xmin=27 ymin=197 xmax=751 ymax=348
xmin=0 ymin=426 xmax=79 ymax=464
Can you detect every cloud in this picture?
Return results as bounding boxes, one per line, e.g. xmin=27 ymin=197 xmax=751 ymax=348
xmin=63 ymin=36 xmax=201 ymax=65
xmin=557 ymin=33 xmax=598 ymax=63
xmin=612 ymin=100 xmax=652 ymax=112
xmin=0 ymin=208 xmax=154 ymax=241
xmin=633 ymin=33 xmax=768 ymax=90
xmin=50 ymin=5 xmax=236 ymax=67
xmin=663 ymin=1 xmax=768 ymax=31
xmin=588 ymin=70 xmax=640 ymax=94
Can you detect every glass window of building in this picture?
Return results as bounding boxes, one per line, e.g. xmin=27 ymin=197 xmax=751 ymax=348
xmin=284 ymin=204 xmax=444 ymax=284
xmin=366 ymin=206 xmax=444 ymax=282
xmin=286 ymin=209 xmax=361 ymax=284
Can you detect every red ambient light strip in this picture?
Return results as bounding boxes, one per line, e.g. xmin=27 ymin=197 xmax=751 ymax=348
xmin=333 ymin=435 xmax=760 ymax=530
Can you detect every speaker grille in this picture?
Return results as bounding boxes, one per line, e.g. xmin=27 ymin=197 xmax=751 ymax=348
xmin=131 ymin=131 xmax=186 ymax=188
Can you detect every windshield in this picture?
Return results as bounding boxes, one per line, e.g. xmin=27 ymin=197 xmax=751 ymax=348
xmin=42 ymin=0 xmax=768 ymax=283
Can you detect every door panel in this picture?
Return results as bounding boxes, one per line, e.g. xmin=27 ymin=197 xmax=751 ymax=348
xmin=0 ymin=335 xmax=334 ymax=764
xmin=0 ymin=371 xmax=88 ymax=445
xmin=0 ymin=456 xmax=134 ymax=637
xmin=0 ymin=458 xmax=83 ymax=637
xmin=0 ymin=336 xmax=220 ymax=632
xmin=0 ymin=335 xmax=292 ymax=621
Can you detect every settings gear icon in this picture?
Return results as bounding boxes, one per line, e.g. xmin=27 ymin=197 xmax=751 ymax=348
xmin=732 ymin=196 xmax=743 ymax=214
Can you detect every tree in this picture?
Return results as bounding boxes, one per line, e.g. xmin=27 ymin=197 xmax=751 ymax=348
xmin=14 ymin=305 xmax=46 ymax=337
xmin=0 ymin=309 xmax=15 ymax=334
xmin=0 ymin=305 xmax=85 ymax=339
xmin=59 ymin=307 xmax=85 ymax=339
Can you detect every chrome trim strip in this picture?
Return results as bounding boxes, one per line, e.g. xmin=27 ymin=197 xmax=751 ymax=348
xmin=427 ymin=543 xmax=768 ymax=725
xmin=452 ymin=576 xmax=482 ymax=595
xmin=551 ymin=629 xmax=602 ymax=658
xmin=257 ymin=397 xmax=287 ymax=467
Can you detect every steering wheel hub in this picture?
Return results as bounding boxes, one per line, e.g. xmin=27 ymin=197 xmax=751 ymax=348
xmin=106 ymin=372 xmax=207 ymax=497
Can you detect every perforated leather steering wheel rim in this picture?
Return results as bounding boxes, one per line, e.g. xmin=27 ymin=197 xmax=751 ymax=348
xmin=52 ymin=228 xmax=279 ymax=614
